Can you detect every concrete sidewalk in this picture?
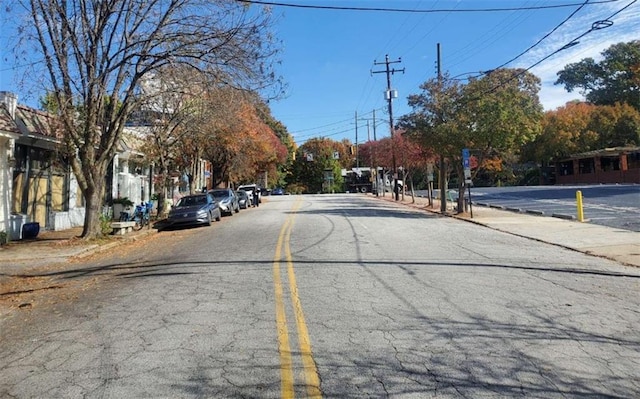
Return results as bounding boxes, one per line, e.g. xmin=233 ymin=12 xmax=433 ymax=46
xmin=376 ymin=193 xmax=640 ymax=268
xmin=0 ymin=226 xmax=156 ymax=280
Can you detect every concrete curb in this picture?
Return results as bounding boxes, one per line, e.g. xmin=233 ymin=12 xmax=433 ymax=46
xmin=552 ymin=213 xmax=576 ymax=220
xmin=525 ymin=210 xmax=545 ymax=215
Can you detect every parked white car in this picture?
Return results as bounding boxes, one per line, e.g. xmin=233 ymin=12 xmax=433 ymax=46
xmin=238 ymin=184 xmax=261 ymax=206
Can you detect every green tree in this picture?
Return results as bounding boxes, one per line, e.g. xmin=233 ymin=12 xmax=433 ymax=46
xmin=556 ymin=40 xmax=640 ymax=111
xmin=400 ymin=74 xmax=466 ymax=210
xmin=401 ymin=69 xmax=543 ymax=211
xmin=292 ymin=138 xmax=346 ymax=193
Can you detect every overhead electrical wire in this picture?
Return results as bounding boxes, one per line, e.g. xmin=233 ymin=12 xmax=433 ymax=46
xmin=258 ymin=0 xmax=632 ymax=144
xmin=289 ymin=115 xmax=356 ymax=134
xmin=235 ymin=0 xmax=621 ymax=13
xmin=516 ymin=0 xmax=635 ymax=72
xmin=490 ymin=0 xmax=591 ymax=70
xmin=444 ymin=0 xmax=588 ymax=77
xmin=289 ymin=107 xmax=384 ymax=139
xmin=462 ymin=0 xmax=636 ymax=103
xmin=445 ymin=1 xmax=541 ymax=74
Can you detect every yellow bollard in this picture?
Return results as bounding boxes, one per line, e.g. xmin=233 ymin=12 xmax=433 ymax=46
xmin=576 ymin=190 xmax=585 ymax=222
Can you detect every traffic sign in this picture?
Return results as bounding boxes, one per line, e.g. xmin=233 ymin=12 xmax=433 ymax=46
xmin=462 ymin=148 xmax=472 ymax=185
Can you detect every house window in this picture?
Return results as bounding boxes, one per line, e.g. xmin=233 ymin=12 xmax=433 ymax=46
xmin=578 ymin=158 xmax=595 ymax=174
xmin=628 ymin=152 xmax=640 ymax=169
xmin=600 ymin=156 xmax=620 ymax=172
xmin=14 ymin=144 xmax=28 ymax=171
xmin=558 ymin=161 xmax=573 ymax=176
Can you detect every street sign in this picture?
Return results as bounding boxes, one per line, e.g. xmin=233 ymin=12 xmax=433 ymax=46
xmin=462 ymin=148 xmax=472 ymax=184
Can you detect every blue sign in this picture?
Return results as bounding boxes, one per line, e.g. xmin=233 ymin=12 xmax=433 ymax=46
xmin=462 ymin=148 xmax=470 ymax=169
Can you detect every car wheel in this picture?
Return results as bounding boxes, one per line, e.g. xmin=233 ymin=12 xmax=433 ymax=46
xmin=215 ymin=212 xmax=221 ymax=222
xmin=206 ymin=213 xmax=212 ymax=226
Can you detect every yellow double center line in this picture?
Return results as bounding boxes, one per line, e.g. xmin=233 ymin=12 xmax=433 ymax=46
xmin=273 ymin=199 xmax=321 ymax=398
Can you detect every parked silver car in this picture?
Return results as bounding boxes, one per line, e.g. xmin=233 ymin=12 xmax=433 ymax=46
xmin=237 ymin=190 xmax=251 ymax=209
xmin=166 ymin=193 xmax=221 ymax=229
xmin=209 ymin=188 xmax=240 ymax=216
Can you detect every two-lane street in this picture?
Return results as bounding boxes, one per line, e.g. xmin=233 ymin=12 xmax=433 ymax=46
xmin=2 ymin=194 xmax=640 ymax=398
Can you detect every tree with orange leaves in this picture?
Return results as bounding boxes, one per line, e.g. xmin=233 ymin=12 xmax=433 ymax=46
xmin=199 ymin=88 xmax=288 ymax=188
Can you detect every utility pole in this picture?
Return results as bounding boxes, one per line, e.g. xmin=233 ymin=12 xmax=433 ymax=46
xmin=372 ymin=109 xmax=379 ymax=196
xmin=437 ymin=43 xmax=447 ymax=212
xmin=355 ymin=111 xmax=359 ymax=168
xmin=372 ymin=109 xmax=377 ymax=141
xmin=372 ymin=54 xmax=404 ymax=201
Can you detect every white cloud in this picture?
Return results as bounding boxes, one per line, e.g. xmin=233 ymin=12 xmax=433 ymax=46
xmin=538 ymin=84 xmax=583 ymax=111
xmin=517 ymin=2 xmax=639 ymax=111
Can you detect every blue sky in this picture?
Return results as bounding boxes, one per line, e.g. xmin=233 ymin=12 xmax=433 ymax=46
xmin=264 ymin=0 xmax=640 ymax=146
xmin=1 ymin=1 xmax=638 ymax=148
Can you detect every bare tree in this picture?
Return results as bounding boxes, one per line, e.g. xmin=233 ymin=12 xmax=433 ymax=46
xmin=20 ymin=0 xmax=280 ymax=238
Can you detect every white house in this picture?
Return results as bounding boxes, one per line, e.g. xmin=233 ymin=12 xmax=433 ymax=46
xmin=0 ymin=92 xmax=22 ymax=240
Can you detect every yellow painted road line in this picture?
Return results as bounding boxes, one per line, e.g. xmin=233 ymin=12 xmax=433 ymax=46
xmin=284 ymin=215 xmax=322 ymax=398
xmin=274 ymin=198 xmax=322 ymax=398
xmin=274 ymin=218 xmax=294 ymax=398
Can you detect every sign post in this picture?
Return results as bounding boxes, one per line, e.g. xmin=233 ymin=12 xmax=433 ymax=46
xmin=462 ymin=148 xmax=473 ymax=218
xmin=427 ymin=163 xmax=434 ymax=207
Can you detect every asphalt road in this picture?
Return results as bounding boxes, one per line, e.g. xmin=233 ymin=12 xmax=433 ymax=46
xmin=422 ymin=184 xmax=640 ymax=232
xmin=1 ymin=194 xmax=640 ymax=398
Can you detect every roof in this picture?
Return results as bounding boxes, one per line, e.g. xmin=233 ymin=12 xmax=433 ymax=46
xmin=559 ymin=146 xmax=640 ymax=161
xmin=15 ymin=105 xmax=62 ymax=140
xmin=0 ymin=103 xmax=20 ymax=135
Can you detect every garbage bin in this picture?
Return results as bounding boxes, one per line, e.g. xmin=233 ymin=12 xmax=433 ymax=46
xmin=10 ymin=214 xmax=28 ymax=241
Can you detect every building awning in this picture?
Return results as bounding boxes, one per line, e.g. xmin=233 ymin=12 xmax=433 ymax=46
xmin=558 ymin=146 xmax=640 ymax=161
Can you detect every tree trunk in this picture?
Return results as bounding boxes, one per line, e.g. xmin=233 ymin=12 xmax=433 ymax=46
xmin=81 ymin=180 xmax=106 ymax=239
xmin=156 ymin=165 xmax=170 ymax=218
xmin=439 ymin=156 xmax=448 ymax=212
xmin=409 ymin=176 xmax=416 ymax=204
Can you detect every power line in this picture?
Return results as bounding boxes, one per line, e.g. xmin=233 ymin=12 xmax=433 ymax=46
xmin=457 ymin=0 xmax=636 ymax=105
xmin=491 ymin=0 xmax=591 ymax=70
xmin=289 ymin=116 xmax=355 ymax=133
xmin=445 ymin=1 xmax=542 ymax=70
xmin=235 ymin=0 xmax=621 ymax=13
xmin=289 ymin=108 xmax=384 ymax=136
